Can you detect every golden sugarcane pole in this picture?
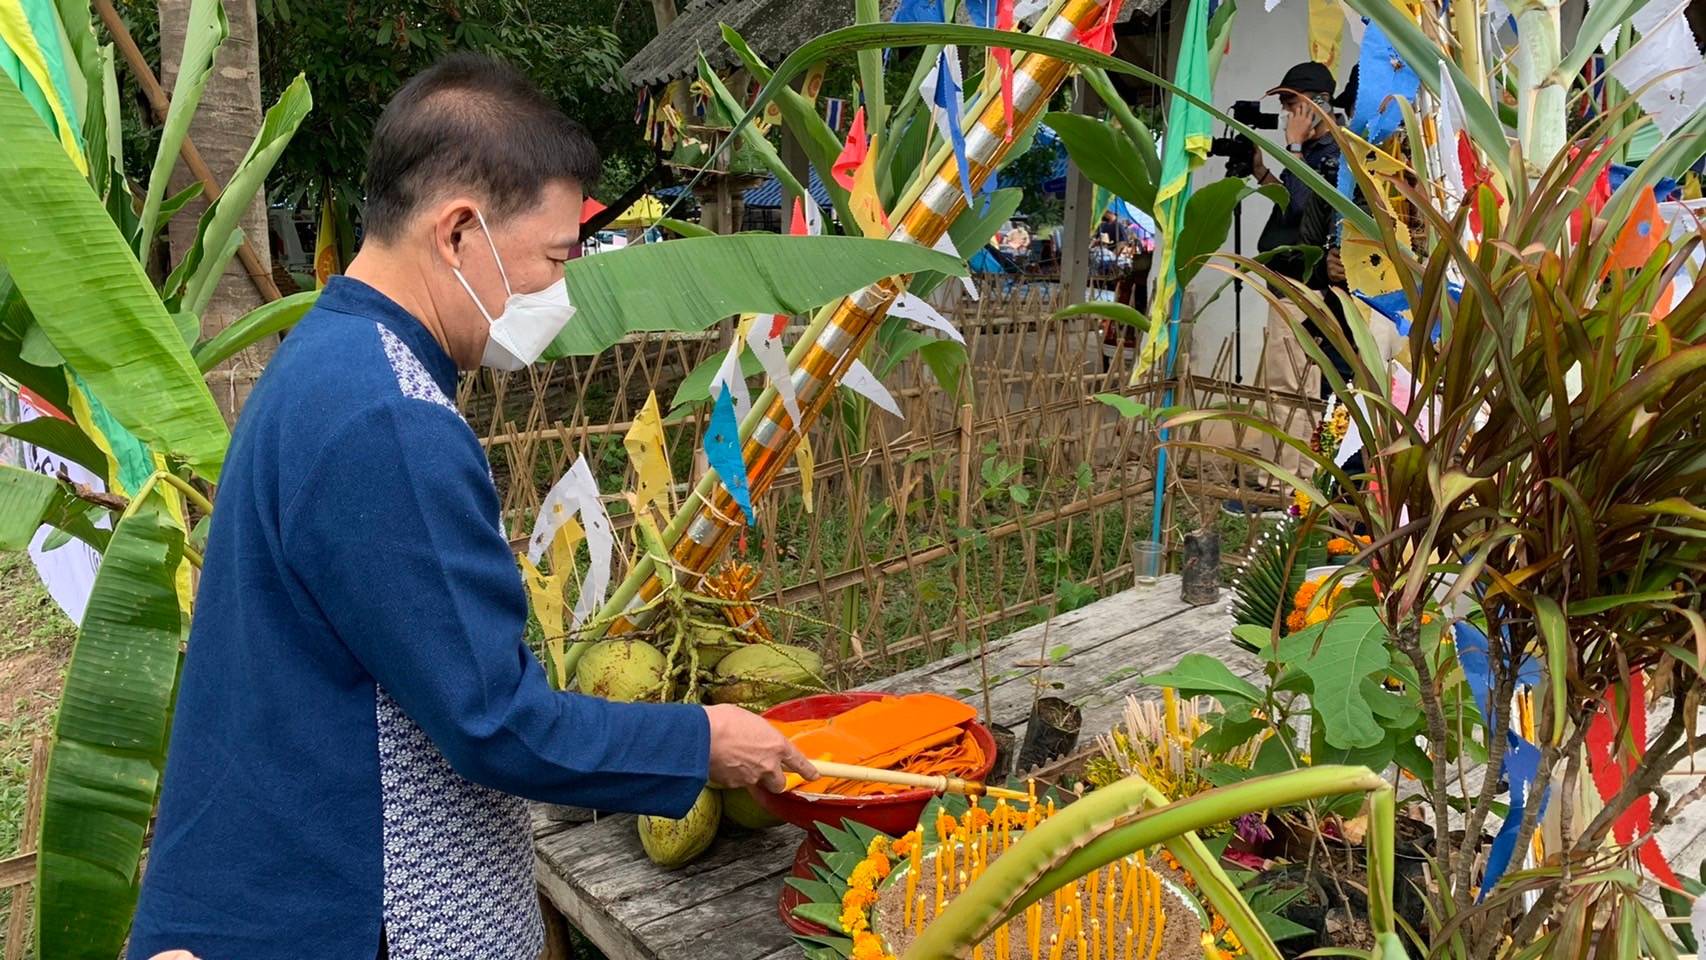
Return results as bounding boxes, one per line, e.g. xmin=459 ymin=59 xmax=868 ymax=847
xmin=584 ymin=0 xmax=1112 ymax=644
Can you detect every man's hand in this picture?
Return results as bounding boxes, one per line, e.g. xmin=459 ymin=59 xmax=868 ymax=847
xmin=1326 ymin=247 xmax=1346 ymax=286
xmin=1284 ymin=106 xmax=1316 ymax=147
xmin=705 ymin=704 xmax=819 ymax=793
xmin=1249 ymin=146 xmax=1268 ymax=184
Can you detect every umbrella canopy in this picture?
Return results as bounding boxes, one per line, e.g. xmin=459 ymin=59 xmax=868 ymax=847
xmin=608 ymin=195 xmax=667 ymax=228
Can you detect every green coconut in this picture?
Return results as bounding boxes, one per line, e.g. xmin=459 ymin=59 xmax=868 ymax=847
xmin=638 ymin=786 xmax=722 ymax=868
xmin=689 ymin=621 xmax=743 ymax=671
xmin=719 ymin=786 xmax=783 ymax=830
xmin=575 ymin=639 xmax=668 ymax=702
xmin=706 ymin=643 xmax=824 ymax=709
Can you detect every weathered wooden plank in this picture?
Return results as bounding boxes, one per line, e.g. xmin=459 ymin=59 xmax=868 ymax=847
xmin=630 ymin=871 xmax=794 ymax=957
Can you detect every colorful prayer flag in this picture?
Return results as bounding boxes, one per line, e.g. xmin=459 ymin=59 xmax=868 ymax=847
xmin=849 ymin=130 xmax=891 ymax=236
xmin=922 ymin=50 xmax=974 ymax=204
xmin=1135 ymin=0 xmax=1212 ymax=380
xmin=1308 ymin=0 xmax=1343 ymax=73
xmin=704 ymin=385 xmax=756 ymax=526
xmin=794 ymin=440 xmax=815 ymax=514
xmin=893 ymin=0 xmax=945 ymax=21
xmin=1350 ymin=20 xmax=1419 ymax=146
xmin=623 ymin=391 xmax=674 ymax=521
xmin=842 ymin=358 xmax=902 ymax=417
xmin=0 ymin=0 xmax=88 ymax=173
xmin=1585 ymin=673 xmax=1684 ymax=890
xmin=1076 ymin=0 xmax=1123 ymax=54
xmin=891 ymin=292 xmax=966 ymax=344
xmin=314 ymin=192 xmax=341 ymax=288
xmin=745 ymin=314 xmax=803 ymax=430
xmin=832 ymin=105 xmax=868 ymax=189
xmin=1606 ymin=188 xmax=1666 ymax=273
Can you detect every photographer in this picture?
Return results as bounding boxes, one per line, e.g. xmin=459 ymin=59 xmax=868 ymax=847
xmin=1227 ymin=61 xmax=1351 ymax=513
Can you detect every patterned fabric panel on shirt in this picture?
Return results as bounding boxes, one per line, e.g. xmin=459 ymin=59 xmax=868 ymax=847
xmin=375 ymin=689 xmax=543 ymax=960
xmin=377 ymin=324 xmax=457 ymax=412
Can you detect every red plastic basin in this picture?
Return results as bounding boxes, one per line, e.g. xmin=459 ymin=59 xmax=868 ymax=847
xmin=755 ymin=691 xmax=996 ymax=838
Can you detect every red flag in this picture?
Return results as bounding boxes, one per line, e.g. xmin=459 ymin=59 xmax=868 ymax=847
xmin=1460 ymin=133 xmax=1503 ymax=236
xmin=1567 ymin=145 xmax=1611 ymax=245
xmin=996 ymin=0 xmax=1016 ymax=141
xmin=1076 ymin=0 xmax=1123 ymax=54
xmin=1585 ymin=673 xmax=1683 ymax=890
xmin=832 ymin=107 xmax=869 ymax=190
xmin=1605 ymin=189 xmax=1665 ymax=274
xmin=789 ymin=197 xmax=808 ymax=237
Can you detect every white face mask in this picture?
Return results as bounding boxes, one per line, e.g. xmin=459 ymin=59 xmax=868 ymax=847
xmin=451 ymin=208 xmax=577 ymax=371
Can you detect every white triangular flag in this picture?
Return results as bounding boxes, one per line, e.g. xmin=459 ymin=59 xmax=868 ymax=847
xmin=746 ymin=320 xmax=804 ymax=430
xmin=842 ymin=358 xmax=902 ymax=418
xmin=1265 ymin=0 xmax=1283 ymax=12
xmin=802 ymin=195 xmax=825 ymax=236
xmin=1013 ymin=0 xmax=1049 ymax=23
xmin=1436 ymin=61 xmax=1467 ymax=206
xmin=527 ymin=456 xmax=614 ymax=629
xmin=709 ymin=336 xmax=753 ymax=423
xmin=932 ymin=233 xmax=979 ymax=300
xmin=1607 ymin=0 xmax=1706 ymax=134
xmin=891 ymin=292 xmax=966 ymax=344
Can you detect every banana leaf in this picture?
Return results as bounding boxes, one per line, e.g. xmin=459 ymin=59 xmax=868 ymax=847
xmin=1081 ymin=68 xmax=1159 ymax=185
xmin=853 ymin=0 xmax=887 ymax=153
xmin=0 ymin=417 xmax=106 ymax=475
xmin=1176 ymin=180 xmax=1284 ymax=289
xmin=547 ymin=234 xmax=964 ymax=358
xmin=1044 ymin=110 xmax=1157 ymax=213
xmin=726 ymin=22 xmax=1379 ymax=240
xmin=697 ymin=54 xmax=811 ymax=209
xmin=36 ymin=505 xmax=184 ymax=960
xmin=134 ymin=0 xmax=227 ymax=257
xmin=165 ymin=73 xmax=312 ymax=314
xmin=0 ymin=73 xmax=228 ymax=479
xmin=0 ymin=464 xmax=63 ymax=549
xmin=194 ymin=289 xmax=318 ymax=372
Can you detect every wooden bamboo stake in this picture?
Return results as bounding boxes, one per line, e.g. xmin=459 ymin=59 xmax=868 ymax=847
xmin=4 ymin=737 xmax=49 ymax=960
xmin=92 ymin=0 xmax=283 ymax=304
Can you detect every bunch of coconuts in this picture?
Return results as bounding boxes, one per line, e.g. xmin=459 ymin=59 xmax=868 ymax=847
xmin=574 ymin=608 xmax=826 ymax=868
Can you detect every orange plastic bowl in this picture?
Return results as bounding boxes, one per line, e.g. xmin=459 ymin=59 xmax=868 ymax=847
xmin=755 ymin=691 xmax=996 ymax=837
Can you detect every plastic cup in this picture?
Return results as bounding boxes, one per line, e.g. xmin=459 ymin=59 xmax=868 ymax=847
xmin=1132 ymin=539 xmax=1163 ymax=586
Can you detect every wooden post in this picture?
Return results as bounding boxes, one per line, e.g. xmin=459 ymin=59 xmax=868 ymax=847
xmin=780 ymin=124 xmax=812 ymax=222
xmin=1060 ymin=77 xmax=1100 ymax=303
xmin=4 ymin=737 xmax=49 ymax=960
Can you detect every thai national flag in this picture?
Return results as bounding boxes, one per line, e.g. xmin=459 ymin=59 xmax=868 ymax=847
xmin=825 ymin=97 xmax=845 ymax=133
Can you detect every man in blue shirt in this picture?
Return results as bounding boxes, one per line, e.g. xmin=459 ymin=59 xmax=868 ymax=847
xmin=129 ymin=54 xmax=814 ymax=960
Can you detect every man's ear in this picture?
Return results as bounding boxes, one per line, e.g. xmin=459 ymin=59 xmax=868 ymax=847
xmin=430 ymin=198 xmax=482 ymax=270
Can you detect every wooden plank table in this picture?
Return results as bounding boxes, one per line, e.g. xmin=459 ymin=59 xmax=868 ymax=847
xmin=534 ymin=576 xmax=1251 ymax=960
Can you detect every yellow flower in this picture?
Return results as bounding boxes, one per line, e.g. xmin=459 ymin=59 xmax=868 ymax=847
xmin=1327 ymin=537 xmax=1357 ymax=556
xmin=866 ymin=836 xmax=893 ymax=861
xmin=840 ymin=902 xmax=871 ymax=935
xmin=849 ymin=861 xmax=880 ymax=891
xmin=1293 ymin=488 xmax=1312 ymax=513
xmin=893 ymin=830 xmax=921 ymax=859
xmin=1305 ymin=604 xmax=1331 ymax=626
xmin=851 ymin=931 xmax=890 ymax=960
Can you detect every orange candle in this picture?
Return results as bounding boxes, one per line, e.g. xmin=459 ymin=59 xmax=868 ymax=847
xmin=916 ymin=893 xmax=928 ymax=935
xmin=1028 ymin=902 xmax=1043 ymax=960
xmin=1146 ymin=872 xmax=1164 ymax=960
xmin=1123 ymin=929 xmax=1133 ymax=960
xmin=1103 ymin=867 xmax=1116 ymax=958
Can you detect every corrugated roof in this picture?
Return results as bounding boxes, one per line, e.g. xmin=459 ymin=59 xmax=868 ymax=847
xmin=620 ymin=0 xmax=1171 ymax=88
xmin=654 ymin=167 xmax=834 ymax=209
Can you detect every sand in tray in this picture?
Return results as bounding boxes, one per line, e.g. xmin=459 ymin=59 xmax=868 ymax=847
xmin=872 ymin=851 xmax=1203 ymax=960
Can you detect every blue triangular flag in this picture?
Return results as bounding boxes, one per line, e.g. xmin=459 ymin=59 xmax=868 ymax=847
xmin=703 ymin=384 xmax=756 ymax=526
xmin=893 ymin=0 xmax=945 ymax=21
xmin=966 ymin=0 xmax=997 ymax=27
xmin=925 ymin=50 xmax=975 ymax=204
xmin=1350 ymin=19 xmax=1420 ymax=146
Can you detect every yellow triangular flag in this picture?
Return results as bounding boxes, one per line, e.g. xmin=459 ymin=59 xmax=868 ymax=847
xmin=549 ymin=516 xmax=584 ymax=583
xmin=794 ymin=438 xmax=815 ymax=514
xmin=519 ymin=555 xmax=568 ymax=686
xmin=850 ymin=135 xmax=891 ymax=238
xmin=624 ymin=392 xmax=675 ymax=521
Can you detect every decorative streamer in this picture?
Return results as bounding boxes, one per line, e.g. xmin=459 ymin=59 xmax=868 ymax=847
xmin=1308 ymin=0 xmax=1343 ymax=73
xmin=623 ymin=392 xmax=674 ymax=521
xmin=527 ymin=456 xmax=613 ymax=629
xmin=0 ymin=0 xmax=87 ymax=172
xmin=709 ymin=321 xmax=755 ymax=422
xmin=922 ymin=49 xmax=975 ymax=203
xmin=795 ymin=440 xmax=815 ymax=514
xmin=833 ymin=106 xmax=869 ymax=189
xmin=1585 ymin=673 xmax=1683 ymax=890
xmin=968 ymin=0 xmax=1018 ymax=137
xmin=1435 ymin=61 xmax=1468 ymax=203
xmin=1349 ymin=19 xmax=1419 ymax=146
xmin=824 ymin=97 xmax=846 ymax=134
xmin=893 ymin=0 xmax=945 ymax=21
xmin=891 ymin=292 xmax=966 ymax=343
xmin=850 ymin=131 xmax=892 ymax=235
xmin=842 ymin=358 xmax=903 ymax=417
xmin=703 ymin=385 xmax=756 ymax=527
xmin=1605 ymin=187 xmax=1667 ymax=273
xmin=1453 ymin=620 xmax=1549 ymax=900
xmin=1606 ymin=0 xmax=1706 ymax=135
xmin=1013 ymin=0 xmax=1050 ymax=23
xmin=1075 ymin=0 xmax=1123 ymax=53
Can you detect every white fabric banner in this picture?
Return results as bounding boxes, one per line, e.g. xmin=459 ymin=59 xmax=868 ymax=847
xmin=18 ymin=394 xmax=104 ymax=626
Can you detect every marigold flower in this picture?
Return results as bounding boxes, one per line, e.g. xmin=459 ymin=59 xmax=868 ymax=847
xmin=1305 ymin=604 xmax=1330 ymax=626
xmin=1327 ymin=537 xmax=1357 ymax=556
xmin=1285 ymin=609 xmax=1308 ymax=633
xmin=867 ymin=836 xmax=893 ymax=860
xmin=1293 ymin=580 xmax=1320 ymax=610
xmin=851 ymin=932 xmax=889 ymax=960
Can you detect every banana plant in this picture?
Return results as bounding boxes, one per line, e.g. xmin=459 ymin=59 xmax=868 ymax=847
xmin=903 ymin=765 xmax=1401 ymax=960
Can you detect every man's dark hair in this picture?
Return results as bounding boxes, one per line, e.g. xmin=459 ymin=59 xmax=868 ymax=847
xmin=363 ymin=52 xmax=600 ymax=242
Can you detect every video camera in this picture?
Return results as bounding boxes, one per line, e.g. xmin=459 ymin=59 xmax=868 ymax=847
xmin=1209 ymin=99 xmax=1278 ymax=179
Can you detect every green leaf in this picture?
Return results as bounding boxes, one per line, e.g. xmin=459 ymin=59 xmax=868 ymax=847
xmin=1256 ymin=910 xmax=1317 ymax=942
xmin=0 ymin=75 xmax=228 ymax=479
xmin=0 ymin=417 xmax=107 ymax=476
xmin=791 ymin=901 xmax=845 ymax=933
xmin=135 ymin=0 xmax=228 ymax=258
xmin=37 ymin=507 xmax=185 ymax=960
xmin=656 ymin=217 xmax=715 ymax=239
xmin=1139 ymin=653 xmax=1265 ymax=705
xmin=1274 ymin=608 xmax=1391 ymax=749
xmin=1393 ymin=737 xmax=1434 ymax=782
xmin=0 ymin=464 xmax=63 ymax=550
xmin=1195 ymin=707 xmax=1268 ymax=754
xmin=1176 ymin=179 xmax=1278 ymax=289
xmin=1081 ymin=69 xmax=1160 ymax=184
xmin=919 ymin=339 xmax=966 ymax=402
xmin=1009 ymin=483 xmax=1031 ymax=505
xmin=1044 ymin=111 xmax=1157 ymax=213
xmin=785 ymin=876 xmax=840 ymax=904
xmin=194 ymin=290 xmax=317 ymax=372
xmin=1252 ymin=735 xmax=1300 ymax=775
xmin=169 ymin=74 xmax=313 ymax=314
xmin=696 ymin=54 xmax=811 ymax=218
xmin=21 ymin=320 xmax=64 ymax=367
xmin=547 ymin=235 xmax=963 ymax=359
xmin=1053 ymin=302 xmax=1149 ymax=332
xmin=1093 ymin=393 xmax=1151 ymax=419
xmin=1532 ymin=596 xmax=1569 ymax=747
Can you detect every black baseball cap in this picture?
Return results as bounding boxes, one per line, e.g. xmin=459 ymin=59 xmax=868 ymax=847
xmin=1267 ymin=61 xmax=1336 ymax=97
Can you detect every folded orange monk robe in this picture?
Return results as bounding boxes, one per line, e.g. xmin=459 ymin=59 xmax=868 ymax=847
xmin=775 ymin=693 xmax=983 ymax=795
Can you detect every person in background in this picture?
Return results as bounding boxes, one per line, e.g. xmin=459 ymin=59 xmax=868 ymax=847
xmin=1226 ymin=60 xmax=1346 ymax=516
xmin=1002 ymin=215 xmax=1032 ymax=259
xmin=1092 ymin=208 xmax=1127 ymax=270
xmin=128 ymin=53 xmax=814 ymax=960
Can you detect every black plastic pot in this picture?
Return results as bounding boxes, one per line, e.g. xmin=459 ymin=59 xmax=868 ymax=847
xmin=988 ymin=722 xmax=1018 ymax=782
xmin=1180 ymin=528 xmax=1222 ymax=605
xmin=1015 ymin=697 xmax=1082 ymax=773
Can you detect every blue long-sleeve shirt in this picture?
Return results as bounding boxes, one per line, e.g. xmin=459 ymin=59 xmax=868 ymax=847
xmin=129 ymin=277 xmax=710 ymax=960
